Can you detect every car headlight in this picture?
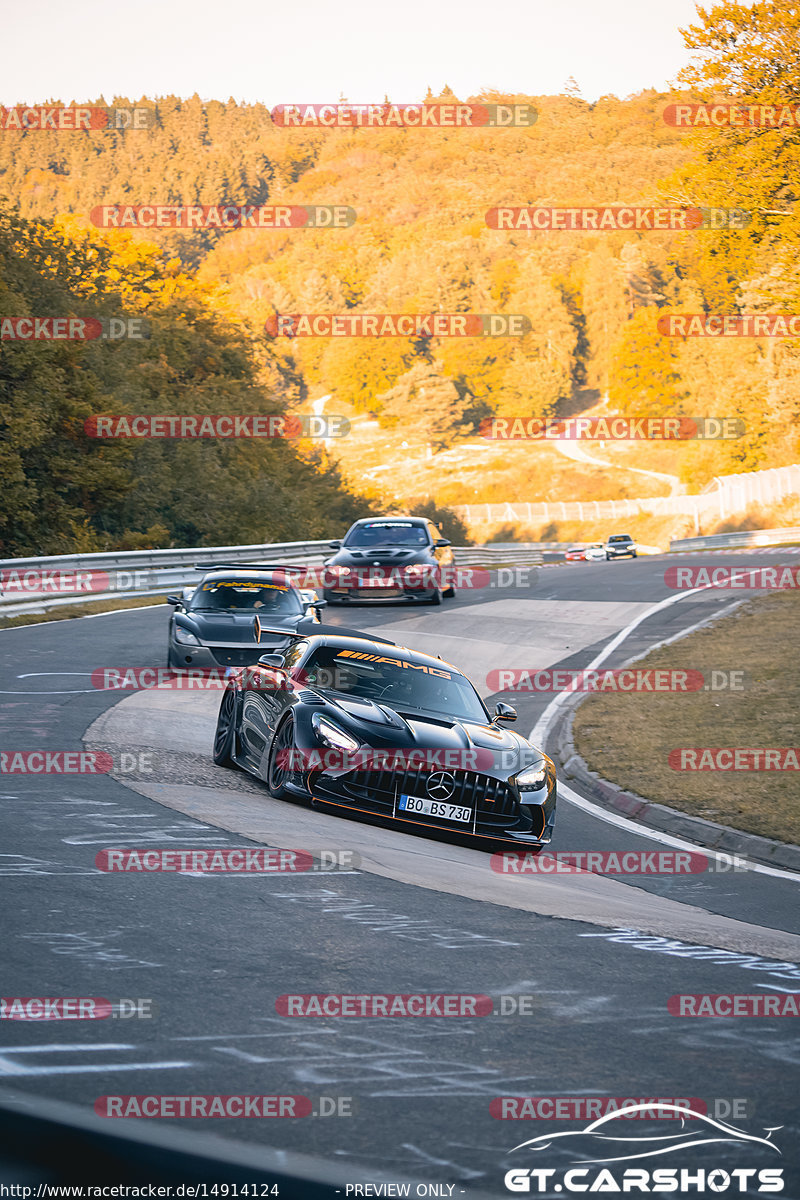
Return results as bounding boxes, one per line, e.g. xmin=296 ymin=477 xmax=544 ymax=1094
xmin=516 ymin=762 xmax=548 ymax=791
xmin=173 ymin=626 xmax=201 ymax=646
xmin=328 ymin=565 xmax=351 ymax=578
xmin=311 ymin=713 xmax=361 ymax=752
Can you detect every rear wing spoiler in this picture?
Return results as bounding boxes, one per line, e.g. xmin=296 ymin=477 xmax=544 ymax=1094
xmin=253 ymin=616 xmax=396 ymax=646
xmin=194 ymin=562 xmax=307 ymax=574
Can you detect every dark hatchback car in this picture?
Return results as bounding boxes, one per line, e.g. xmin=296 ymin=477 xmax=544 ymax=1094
xmin=213 ymin=629 xmax=557 ymax=847
xmin=166 ymin=567 xmax=324 ymax=669
xmin=604 ymin=533 xmax=638 ymax=559
xmin=322 ymin=516 xmax=456 ymax=605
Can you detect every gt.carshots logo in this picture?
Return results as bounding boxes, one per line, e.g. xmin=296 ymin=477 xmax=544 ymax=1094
xmin=90 ymin=205 xmax=355 ymax=229
xmin=270 ymin=102 xmax=537 ymax=128
xmin=504 ymin=1104 xmax=784 ymax=1193
xmin=265 ymin=313 xmax=529 ymax=337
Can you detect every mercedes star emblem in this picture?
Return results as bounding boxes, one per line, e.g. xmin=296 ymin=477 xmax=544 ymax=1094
xmin=427 ymin=771 xmax=456 ymax=801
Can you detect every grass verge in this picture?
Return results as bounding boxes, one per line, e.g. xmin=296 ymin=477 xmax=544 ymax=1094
xmin=572 ymin=588 xmax=800 ymax=845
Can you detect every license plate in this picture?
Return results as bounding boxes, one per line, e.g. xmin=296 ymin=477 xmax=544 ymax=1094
xmin=398 ymin=793 xmax=471 ymax=823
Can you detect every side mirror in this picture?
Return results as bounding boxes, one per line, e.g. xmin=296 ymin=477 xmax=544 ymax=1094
xmin=258 ymin=653 xmax=285 ymax=668
xmin=435 ymin=538 xmax=451 ymax=548
xmin=328 ymin=540 xmax=341 ymax=550
xmin=307 ymin=598 xmax=327 ymax=610
xmin=493 ymin=702 xmax=517 ymax=724
xmin=167 ymin=595 xmax=181 ymax=606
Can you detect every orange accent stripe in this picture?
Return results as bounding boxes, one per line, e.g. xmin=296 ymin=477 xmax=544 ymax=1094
xmin=311 ymin=797 xmax=547 ymax=841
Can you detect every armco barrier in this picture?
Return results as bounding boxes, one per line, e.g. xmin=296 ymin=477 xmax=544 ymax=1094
xmin=0 ymin=541 xmax=544 ymax=618
xmin=669 ymin=526 xmax=800 ymax=552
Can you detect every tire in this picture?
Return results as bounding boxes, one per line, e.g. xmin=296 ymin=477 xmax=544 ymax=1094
xmin=443 ymin=583 xmax=456 ymax=598
xmin=428 ymin=586 xmax=443 ymax=605
xmin=605 ymin=553 xmax=611 ymax=560
xmin=267 ymin=714 xmax=296 ymax=800
xmin=213 ymin=687 xmax=239 ymax=768
xmin=632 ymin=551 xmax=638 ymax=558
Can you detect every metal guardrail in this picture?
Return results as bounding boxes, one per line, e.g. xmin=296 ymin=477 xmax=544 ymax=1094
xmin=669 ymin=526 xmax=800 ymax=552
xmin=0 ymin=542 xmax=544 ymax=619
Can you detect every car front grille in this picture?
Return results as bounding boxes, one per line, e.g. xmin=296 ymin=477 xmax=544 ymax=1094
xmin=210 ymin=647 xmax=262 ymax=666
xmin=336 ymin=766 xmax=518 ymax=825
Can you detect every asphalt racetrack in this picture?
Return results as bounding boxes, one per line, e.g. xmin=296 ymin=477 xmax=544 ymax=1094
xmin=1 ymin=552 xmax=798 ymax=1194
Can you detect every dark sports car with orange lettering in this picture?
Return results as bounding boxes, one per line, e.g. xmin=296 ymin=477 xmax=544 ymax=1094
xmin=166 ymin=566 xmax=324 ymax=669
xmin=212 ymin=628 xmax=556 ymax=846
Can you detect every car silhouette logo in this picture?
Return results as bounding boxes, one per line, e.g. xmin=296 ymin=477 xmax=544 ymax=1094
xmin=427 ymin=771 xmax=456 ymax=801
xmin=510 ymin=1104 xmax=783 ymax=1165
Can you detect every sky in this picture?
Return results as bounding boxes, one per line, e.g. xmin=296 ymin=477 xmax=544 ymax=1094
xmin=0 ymin=0 xmax=709 ymax=107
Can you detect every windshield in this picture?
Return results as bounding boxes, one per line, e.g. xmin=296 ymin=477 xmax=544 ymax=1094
xmin=608 ymin=535 xmax=631 ymax=543
xmin=344 ymin=521 xmax=430 ymax=548
xmin=189 ymin=579 xmax=303 ymax=614
xmin=298 ymin=646 xmax=488 ymax=722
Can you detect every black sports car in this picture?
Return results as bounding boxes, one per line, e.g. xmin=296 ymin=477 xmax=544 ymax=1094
xmin=166 ymin=566 xmax=325 ymax=669
xmin=212 ymin=627 xmax=556 ymax=847
xmin=322 ymin=515 xmax=456 ymax=605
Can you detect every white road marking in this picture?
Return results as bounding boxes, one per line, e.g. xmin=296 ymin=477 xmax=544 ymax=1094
xmin=529 ymin=584 xmax=800 ymax=883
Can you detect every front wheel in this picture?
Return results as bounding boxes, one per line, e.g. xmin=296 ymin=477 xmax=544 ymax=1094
xmin=605 ymin=553 xmax=611 ymax=560
xmin=213 ymin=687 xmax=239 ymax=768
xmin=632 ymin=551 xmax=638 ymax=558
xmin=267 ymin=714 xmax=296 ymax=799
